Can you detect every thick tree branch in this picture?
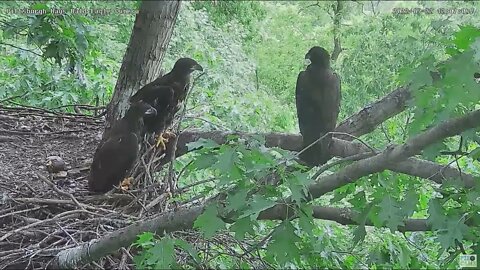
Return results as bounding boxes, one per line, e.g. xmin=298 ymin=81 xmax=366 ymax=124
xmin=51 ymin=203 xmax=430 ymax=268
xmin=51 ymin=206 xmax=204 ymax=269
xmin=335 ymin=86 xmax=411 ymax=140
xmin=176 ymin=131 xmax=476 ymax=189
xmin=332 ymin=139 xmax=476 ymax=188
xmin=280 ymin=109 xmax=480 ymax=210
xmin=271 ymin=206 xmax=430 ymax=232
xmin=175 ymin=85 xmax=412 ymax=154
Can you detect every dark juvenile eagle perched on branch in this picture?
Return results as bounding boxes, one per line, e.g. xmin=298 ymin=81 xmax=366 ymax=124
xmin=88 ymin=101 xmax=157 ymax=193
xmin=130 ymin=58 xmax=203 ymax=149
xmin=296 ymin=46 xmax=341 ymax=166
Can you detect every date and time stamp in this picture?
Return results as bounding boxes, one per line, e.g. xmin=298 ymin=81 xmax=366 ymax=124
xmin=393 ymin=7 xmax=476 ymax=15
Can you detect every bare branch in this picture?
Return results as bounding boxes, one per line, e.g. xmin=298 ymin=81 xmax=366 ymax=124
xmin=0 ymin=42 xmax=43 ymax=57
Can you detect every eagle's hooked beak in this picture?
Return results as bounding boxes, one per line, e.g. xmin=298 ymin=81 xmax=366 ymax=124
xmin=192 ymin=64 xmax=203 ymax=72
xmin=145 ymin=107 xmax=157 ymax=116
xmin=304 ymin=55 xmax=312 ymax=67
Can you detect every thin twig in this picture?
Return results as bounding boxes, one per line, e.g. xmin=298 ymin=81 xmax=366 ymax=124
xmin=0 ymin=42 xmax=42 ymax=57
xmin=36 ymin=173 xmax=85 ymax=210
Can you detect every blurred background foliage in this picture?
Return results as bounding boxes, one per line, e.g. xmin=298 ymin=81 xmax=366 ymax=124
xmin=1 ymin=1 xmax=480 ymax=269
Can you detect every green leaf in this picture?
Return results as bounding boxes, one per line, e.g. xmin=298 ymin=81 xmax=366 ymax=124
xmin=368 ymin=247 xmax=390 ymax=265
xmin=191 ymin=154 xmax=217 ymax=170
xmin=289 ymin=183 xmax=306 ymax=205
xmin=453 ymin=25 xmax=480 ymax=50
xmin=186 ymin=138 xmax=219 ymax=151
xmin=410 ymin=65 xmax=433 ymax=92
xmin=286 ymin=172 xmax=311 ymax=204
xmin=266 ymin=222 xmax=301 ymax=265
xmin=213 ymin=145 xmax=237 ymax=172
xmin=230 ymin=216 xmax=255 ymax=240
xmin=174 ymin=239 xmax=201 ymax=266
xmin=349 ymin=191 xmax=367 ymax=209
xmin=240 ymin=195 xmax=276 ymax=219
xmin=147 ymin=238 xmax=175 ymax=269
xmin=378 ymin=196 xmax=404 ymax=232
xmin=437 ymin=217 xmax=469 ymax=251
xmin=217 ymin=164 xmax=243 ymax=186
xmin=226 ymin=188 xmax=249 ymax=212
xmin=43 ymin=43 xmax=59 ymax=59
xmin=401 ymin=189 xmax=418 ymax=217
xmin=397 ymin=244 xmax=412 ymax=268
xmin=427 ymin=199 xmax=447 ymax=230
xmin=298 ymin=204 xmax=314 ymax=237
xmin=466 ymin=190 xmax=480 ymax=206
xmin=194 ymin=205 xmax=226 ymax=238
xmin=134 ymin=232 xmax=155 ymax=248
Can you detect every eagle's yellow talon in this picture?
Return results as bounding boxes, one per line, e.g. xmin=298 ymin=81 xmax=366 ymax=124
xmin=155 ymin=133 xmax=169 ymax=150
xmin=120 ymin=177 xmax=133 ymax=191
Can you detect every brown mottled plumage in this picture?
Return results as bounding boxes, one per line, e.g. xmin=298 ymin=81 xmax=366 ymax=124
xmin=88 ymin=101 xmax=156 ymax=193
xmin=129 ymin=58 xmax=203 ymax=148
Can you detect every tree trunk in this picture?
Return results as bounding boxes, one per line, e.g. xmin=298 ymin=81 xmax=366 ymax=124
xmin=105 ymin=0 xmax=181 ymax=127
xmin=331 ymin=0 xmax=343 ymax=61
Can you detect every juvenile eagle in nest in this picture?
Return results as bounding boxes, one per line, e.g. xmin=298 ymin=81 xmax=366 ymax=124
xmin=129 ymin=58 xmax=203 ymax=150
xmin=88 ymin=101 xmax=156 ymax=193
xmin=295 ymin=46 xmax=341 ymax=167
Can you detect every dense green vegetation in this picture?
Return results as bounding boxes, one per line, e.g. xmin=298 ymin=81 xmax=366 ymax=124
xmin=1 ymin=1 xmax=480 ymax=269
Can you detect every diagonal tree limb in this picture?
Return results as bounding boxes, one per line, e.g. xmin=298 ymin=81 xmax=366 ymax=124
xmin=261 ymin=109 xmax=480 ymax=219
xmin=332 ymin=138 xmax=476 ymax=188
xmin=175 ymin=86 xmax=413 ymax=156
xmin=335 ymin=86 xmax=411 ymax=140
xmin=51 ymin=203 xmax=431 ymax=268
xmin=175 ymin=130 xmax=476 ymax=189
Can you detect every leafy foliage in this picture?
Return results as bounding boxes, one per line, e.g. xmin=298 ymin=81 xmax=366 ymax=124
xmin=0 ymin=1 xmax=134 ymax=108
xmin=1 ymin=0 xmax=480 ymax=269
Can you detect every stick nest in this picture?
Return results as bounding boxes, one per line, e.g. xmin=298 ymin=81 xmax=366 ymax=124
xmin=0 ymin=104 xmax=182 ymax=269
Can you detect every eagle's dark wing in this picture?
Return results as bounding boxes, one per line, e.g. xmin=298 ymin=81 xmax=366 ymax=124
xmin=88 ymin=133 xmax=139 ymax=193
xmin=320 ymin=71 xmax=341 ymax=132
xmin=295 ymin=68 xmax=341 ymax=167
xmin=295 ymin=71 xmax=313 ymax=136
xmin=165 ymin=81 xmax=190 ymax=129
xmin=130 ymin=75 xmax=173 ymax=104
xmin=142 ymin=86 xmax=175 ymax=134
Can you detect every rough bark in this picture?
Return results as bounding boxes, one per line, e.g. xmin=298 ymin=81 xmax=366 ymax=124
xmin=335 ymin=86 xmax=411 ymax=140
xmin=175 ymin=131 xmax=476 ymax=188
xmin=106 ymin=1 xmax=181 ymax=127
xmin=330 ymin=0 xmax=343 ymax=62
xmin=307 ymin=109 xmax=480 ymax=201
xmin=332 ymin=139 xmax=476 ymax=188
xmin=51 ymin=206 xmax=204 ymax=269
xmin=51 ymin=203 xmax=430 ymax=269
